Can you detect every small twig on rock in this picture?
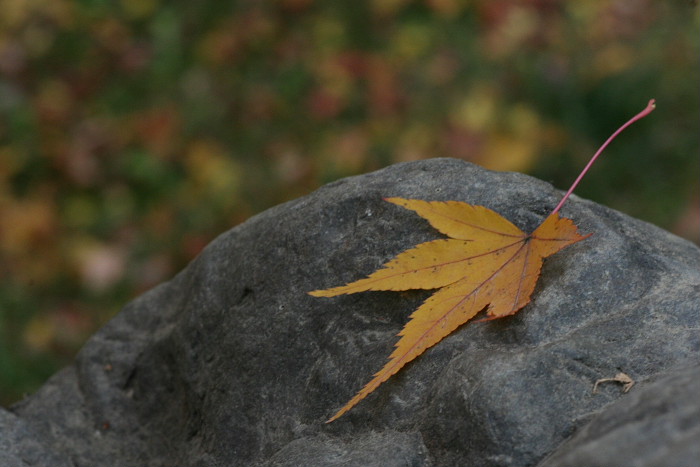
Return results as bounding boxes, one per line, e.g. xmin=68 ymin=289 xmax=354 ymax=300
xmin=593 ymin=372 xmax=635 ymax=394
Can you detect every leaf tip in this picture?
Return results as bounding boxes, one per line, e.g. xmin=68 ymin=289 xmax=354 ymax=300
xmin=383 ymin=196 xmax=405 ymax=205
xmin=308 ymin=289 xmax=333 ymax=297
xmin=325 ymin=405 xmax=350 ymax=424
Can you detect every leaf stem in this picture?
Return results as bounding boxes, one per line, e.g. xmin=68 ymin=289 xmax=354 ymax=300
xmin=549 ymin=99 xmax=656 ymax=217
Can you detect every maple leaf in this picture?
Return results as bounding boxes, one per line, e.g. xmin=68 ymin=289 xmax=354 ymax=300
xmin=310 ymin=100 xmax=656 ymax=423
xmin=311 ymin=200 xmax=589 ymax=422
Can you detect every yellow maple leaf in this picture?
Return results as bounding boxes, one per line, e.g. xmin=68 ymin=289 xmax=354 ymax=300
xmin=311 ymin=199 xmax=589 ymax=422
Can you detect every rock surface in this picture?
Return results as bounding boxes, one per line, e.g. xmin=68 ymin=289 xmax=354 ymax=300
xmin=538 ymin=363 xmax=700 ymax=467
xmin=2 ymin=158 xmax=699 ymax=467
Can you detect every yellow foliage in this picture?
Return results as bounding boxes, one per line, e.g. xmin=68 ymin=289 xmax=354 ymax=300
xmin=311 ymin=198 xmax=589 ymax=421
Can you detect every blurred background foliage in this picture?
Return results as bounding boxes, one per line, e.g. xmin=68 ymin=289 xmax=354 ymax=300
xmin=0 ymin=0 xmax=698 ymax=405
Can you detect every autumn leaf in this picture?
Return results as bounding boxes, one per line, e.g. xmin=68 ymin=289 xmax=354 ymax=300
xmin=311 ymin=200 xmax=589 ymax=422
xmin=311 ymin=100 xmax=656 ymax=423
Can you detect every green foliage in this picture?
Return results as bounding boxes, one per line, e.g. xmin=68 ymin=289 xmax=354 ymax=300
xmin=0 ymin=0 xmax=698 ymax=405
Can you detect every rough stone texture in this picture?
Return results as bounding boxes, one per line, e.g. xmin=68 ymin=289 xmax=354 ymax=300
xmin=2 ymin=158 xmax=699 ymax=467
xmin=538 ymin=363 xmax=700 ymax=467
xmin=262 ymin=431 xmax=432 ymax=467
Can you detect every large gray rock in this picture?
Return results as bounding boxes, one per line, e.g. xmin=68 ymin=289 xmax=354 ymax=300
xmin=2 ymin=158 xmax=699 ymax=466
